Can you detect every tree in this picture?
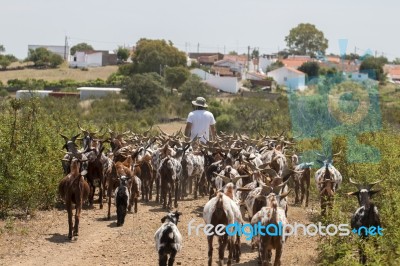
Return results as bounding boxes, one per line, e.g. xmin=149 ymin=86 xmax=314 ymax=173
xmin=116 ymin=46 xmax=130 ymax=63
xmin=27 ymin=47 xmax=63 ymax=68
xmin=266 ymin=61 xmax=284 ymax=72
xmin=298 ymin=61 xmax=320 ymax=79
xmin=0 ymin=45 xmax=5 ymax=54
xmin=165 ymin=66 xmax=190 ymax=94
xmin=359 ymin=57 xmax=387 ymax=83
xmin=228 ymin=51 xmax=238 ymax=55
xmin=180 ymin=75 xmax=214 ymax=102
xmin=122 ymin=73 xmax=164 ymax=110
xmin=0 ymin=55 xmax=11 ymax=70
xmin=285 ymin=23 xmax=328 ymax=57
xmin=392 ymin=58 xmax=400 ymax=65
xmin=70 ymin=42 xmax=93 ymax=55
xmin=130 ymin=39 xmax=187 ymax=75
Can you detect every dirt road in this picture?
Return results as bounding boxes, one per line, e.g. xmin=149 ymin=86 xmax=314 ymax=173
xmin=0 ymin=193 xmax=319 ymax=266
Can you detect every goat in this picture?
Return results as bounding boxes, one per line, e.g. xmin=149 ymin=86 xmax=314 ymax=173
xmin=159 ymin=156 xmax=182 ymax=209
xmin=155 ymin=211 xmax=183 ymax=266
xmin=203 ymin=192 xmax=242 ymax=266
xmin=58 ymin=157 xmax=90 ymax=240
xmin=348 ymin=178 xmax=382 ymax=264
xmin=181 ymin=152 xmax=205 ymax=199
xmin=251 ymin=191 xmax=290 ymax=266
xmin=292 ymin=159 xmax=313 ymax=207
xmin=115 ymin=175 xmax=131 ymax=226
xmin=314 ymin=151 xmax=342 ymax=216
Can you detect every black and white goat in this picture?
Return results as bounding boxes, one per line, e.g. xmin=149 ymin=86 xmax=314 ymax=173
xmin=155 ymin=211 xmax=183 ymax=266
xmin=115 ymin=175 xmax=131 ymax=226
xmin=348 ymin=178 xmax=382 ymax=264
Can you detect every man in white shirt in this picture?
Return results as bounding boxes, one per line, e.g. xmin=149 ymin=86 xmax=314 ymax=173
xmin=184 ymin=97 xmax=216 ymax=143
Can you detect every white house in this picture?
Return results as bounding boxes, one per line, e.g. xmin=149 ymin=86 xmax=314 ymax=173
xmin=267 ymin=67 xmax=306 ymax=91
xmin=259 ymin=54 xmax=277 ymax=73
xmin=350 ymin=72 xmax=369 ymax=82
xmin=190 ymin=69 xmax=239 ymax=94
xmin=69 ymin=50 xmax=117 ymax=68
xmin=77 ymin=87 xmax=122 ymax=100
xmin=16 ymin=90 xmax=52 ymax=100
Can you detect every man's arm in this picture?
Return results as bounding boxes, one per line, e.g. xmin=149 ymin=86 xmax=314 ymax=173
xmin=210 ymin=124 xmax=216 ymax=141
xmin=184 ymin=122 xmax=192 ymax=141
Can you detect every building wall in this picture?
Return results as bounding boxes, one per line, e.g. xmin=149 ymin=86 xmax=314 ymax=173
xmin=191 ymin=68 xmax=213 ymax=80
xmin=268 ymin=68 xmax=306 ymax=91
xmin=78 ymin=88 xmax=121 ymax=100
xmin=191 ymin=68 xmax=239 ymax=93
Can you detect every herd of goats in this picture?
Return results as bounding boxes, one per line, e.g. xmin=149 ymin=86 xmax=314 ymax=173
xmin=58 ymin=125 xmax=382 ymax=266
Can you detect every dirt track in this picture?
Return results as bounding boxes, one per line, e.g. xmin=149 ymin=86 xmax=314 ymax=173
xmin=0 ymin=192 xmax=319 ymax=266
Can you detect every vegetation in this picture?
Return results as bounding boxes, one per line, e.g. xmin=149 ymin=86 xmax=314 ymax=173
xmin=116 ymin=46 xmax=130 ymax=63
xmin=70 ymin=42 xmax=94 ymax=56
xmin=26 ymin=48 xmax=64 ymax=68
xmin=266 ymin=61 xmax=284 ymax=72
xmin=122 ymin=72 xmax=165 ymax=110
xmin=0 ymin=45 xmax=19 ymax=70
xmin=359 ymin=56 xmax=388 ymax=83
xmin=298 ymin=61 xmax=320 ymax=80
xmin=165 ymin=66 xmax=190 ymax=94
xmin=128 ymin=39 xmax=187 ymax=74
xmin=285 ymin=23 xmax=329 ymax=57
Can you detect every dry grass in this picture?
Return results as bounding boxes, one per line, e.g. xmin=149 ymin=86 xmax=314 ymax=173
xmin=0 ymin=63 xmax=118 ymax=84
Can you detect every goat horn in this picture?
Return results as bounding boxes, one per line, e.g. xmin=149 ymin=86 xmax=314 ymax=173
xmin=236 ymin=187 xmax=253 ymax=192
xmin=157 ymin=126 xmax=170 ymax=136
xmin=333 ymin=150 xmax=342 ymax=157
xmin=60 ymin=133 xmax=69 ymax=142
xmin=367 ymin=179 xmax=384 ymax=190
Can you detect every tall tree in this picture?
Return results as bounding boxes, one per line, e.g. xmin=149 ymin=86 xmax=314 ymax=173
xmin=121 ymin=73 xmax=165 ymax=110
xmin=165 ymin=66 xmax=190 ymax=94
xmin=116 ymin=46 xmax=130 ymax=62
xmin=70 ymin=42 xmax=94 ymax=55
xmin=0 ymin=45 xmax=5 ymax=54
xmin=285 ymin=23 xmax=328 ymax=57
xmin=359 ymin=57 xmax=387 ymax=83
xmin=298 ymin=61 xmax=320 ymax=79
xmin=130 ymin=39 xmax=187 ymax=74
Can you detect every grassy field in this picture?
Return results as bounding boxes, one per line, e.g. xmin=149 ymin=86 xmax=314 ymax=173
xmin=0 ymin=63 xmax=118 ymax=84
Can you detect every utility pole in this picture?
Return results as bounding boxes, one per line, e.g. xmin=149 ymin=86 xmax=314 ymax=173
xmin=64 ymin=35 xmax=68 ymax=60
xmin=197 ymin=43 xmax=199 ymax=54
xmin=247 ymin=45 xmax=250 ymax=61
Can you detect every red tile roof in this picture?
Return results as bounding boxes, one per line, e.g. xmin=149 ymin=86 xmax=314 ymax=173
xmin=223 ymin=55 xmax=248 ymax=65
xmin=281 ymin=57 xmax=312 ymax=68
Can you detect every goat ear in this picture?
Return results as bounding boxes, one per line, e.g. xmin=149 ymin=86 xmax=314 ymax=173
xmin=161 ymin=216 xmax=167 ymax=223
xmin=347 ymin=191 xmax=359 ymax=196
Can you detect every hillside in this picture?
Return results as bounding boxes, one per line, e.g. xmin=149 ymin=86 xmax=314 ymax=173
xmin=0 ymin=64 xmax=118 ymax=84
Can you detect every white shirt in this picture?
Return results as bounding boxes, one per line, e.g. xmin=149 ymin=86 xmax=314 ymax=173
xmin=187 ymin=110 xmax=216 ymax=143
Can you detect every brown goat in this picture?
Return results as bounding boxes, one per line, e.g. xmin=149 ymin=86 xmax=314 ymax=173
xmin=59 ymin=158 xmax=90 ymax=240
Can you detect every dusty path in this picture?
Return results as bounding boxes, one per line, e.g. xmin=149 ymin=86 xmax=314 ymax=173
xmin=0 ymin=193 xmax=319 ymax=266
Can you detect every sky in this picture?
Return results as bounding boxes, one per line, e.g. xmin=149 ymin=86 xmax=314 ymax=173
xmin=1 ymin=0 xmax=398 ymax=60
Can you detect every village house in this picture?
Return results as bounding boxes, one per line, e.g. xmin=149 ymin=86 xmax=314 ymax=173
xmin=69 ymin=50 xmax=117 ymax=68
xmin=267 ymin=66 xmax=306 ymax=91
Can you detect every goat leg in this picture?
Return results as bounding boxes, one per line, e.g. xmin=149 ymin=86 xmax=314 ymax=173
xmin=294 ymin=180 xmax=300 ymax=204
xmin=218 ymin=235 xmax=228 ymax=266
xmin=73 ymin=205 xmax=81 ymax=238
xmin=207 ymin=235 xmax=213 ymax=266
xmin=274 ymin=244 xmax=282 ymax=266
xmin=158 ymin=249 xmax=168 ymax=266
xmin=168 ymin=249 xmax=177 ymax=266
xmin=67 ymin=201 xmax=73 ymax=240
xmin=300 ymin=180 xmax=306 ymax=205
xmin=194 ymin=176 xmax=198 ymax=200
